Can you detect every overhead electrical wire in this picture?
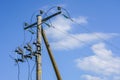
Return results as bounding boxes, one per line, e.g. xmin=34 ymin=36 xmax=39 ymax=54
xmin=42 ymin=6 xmax=59 ymax=18
xmin=48 ymin=25 xmax=120 ymax=54
xmin=14 ymin=24 xmax=33 ymax=80
xmin=30 ymin=62 xmax=36 ymax=80
xmin=42 ymin=6 xmax=93 ymax=49
xmin=42 ymin=7 xmax=120 ymax=53
xmin=66 ymin=10 xmax=120 ymax=50
xmin=24 ymin=9 xmax=40 ymax=45
xmin=17 ymin=63 xmax=20 ymax=80
xmin=55 ymin=7 xmax=120 ymax=53
xmin=9 ymin=50 xmax=21 ymax=80
xmin=42 ymin=7 xmax=98 ymax=50
xmin=50 ymin=25 xmax=93 ymax=47
xmin=29 ymin=9 xmax=40 ymax=34
xmin=20 ymin=23 xmax=27 ymax=47
xmin=15 ymin=9 xmax=40 ymax=80
xmin=9 ymin=49 xmax=21 ymax=80
xmin=26 ymin=59 xmax=31 ymax=80
xmin=71 ymin=19 xmax=120 ymax=51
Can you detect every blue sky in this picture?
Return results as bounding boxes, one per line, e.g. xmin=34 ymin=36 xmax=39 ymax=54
xmin=0 ymin=0 xmax=120 ymax=80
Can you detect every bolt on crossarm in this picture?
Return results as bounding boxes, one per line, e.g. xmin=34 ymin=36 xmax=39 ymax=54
xmin=41 ymin=28 xmax=62 ymax=80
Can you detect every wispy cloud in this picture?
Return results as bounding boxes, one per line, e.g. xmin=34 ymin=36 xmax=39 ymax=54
xmin=45 ymin=16 xmax=118 ymax=50
xmin=50 ymin=33 xmax=117 ymax=50
xmin=81 ymin=74 xmax=103 ymax=80
xmin=75 ymin=42 xmax=120 ymax=80
xmin=72 ymin=16 xmax=88 ymax=24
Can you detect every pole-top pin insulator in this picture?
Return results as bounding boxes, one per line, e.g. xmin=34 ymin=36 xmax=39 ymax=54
xmin=24 ymin=22 xmax=29 ymax=26
xmin=40 ymin=10 xmax=44 ymax=14
xmin=57 ymin=6 xmax=61 ymax=10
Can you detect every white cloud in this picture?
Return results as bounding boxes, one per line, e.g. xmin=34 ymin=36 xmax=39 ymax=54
xmin=50 ymin=33 xmax=117 ymax=50
xmin=113 ymin=76 xmax=120 ymax=80
xmin=81 ymin=75 xmax=102 ymax=80
xmin=46 ymin=16 xmax=72 ymax=40
xmin=72 ymin=16 xmax=88 ymax=24
xmin=45 ymin=16 xmax=118 ymax=50
xmin=75 ymin=43 xmax=120 ymax=79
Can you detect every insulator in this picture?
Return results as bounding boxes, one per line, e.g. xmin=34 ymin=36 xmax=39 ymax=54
xmin=18 ymin=47 xmax=23 ymax=53
xmin=24 ymin=54 xmax=32 ymax=59
xmin=36 ymin=42 xmax=40 ymax=47
xmin=27 ymin=43 xmax=32 ymax=50
xmin=24 ymin=22 xmax=29 ymax=26
xmin=28 ymin=29 xmax=34 ymax=34
xmin=32 ymin=51 xmax=36 ymax=56
xmin=62 ymin=14 xmax=69 ymax=19
xmin=24 ymin=46 xmax=27 ymax=49
xmin=24 ymin=43 xmax=32 ymax=51
xmin=33 ymin=41 xmax=36 ymax=45
xmin=15 ymin=49 xmax=19 ymax=53
xmin=40 ymin=10 xmax=44 ymax=14
xmin=15 ymin=59 xmax=24 ymax=63
xmin=44 ymin=23 xmax=51 ymax=27
xmin=15 ymin=47 xmax=24 ymax=55
xmin=57 ymin=6 xmax=61 ymax=10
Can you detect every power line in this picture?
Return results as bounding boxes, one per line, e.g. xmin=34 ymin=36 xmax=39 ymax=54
xmin=51 ymin=26 xmax=93 ymax=47
xmin=72 ymin=19 xmax=120 ymax=51
xmin=26 ymin=59 xmax=31 ymax=80
xmin=17 ymin=63 xmax=20 ymax=80
xmin=42 ymin=6 xmax=60 ymax=18
xmin=48 ymin=25 xmax=120 ymax=54
xmin=44 ymin=7 xmax=120 ymax=53
xmin=30 ymin=62 xmax=36 ymax=80
xmin=61 ymin=8 xmax=120 ymax=52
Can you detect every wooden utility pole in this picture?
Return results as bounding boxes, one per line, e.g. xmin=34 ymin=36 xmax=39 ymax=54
xmin=42 ymin=28 xmax=62 ymax=80
xmin=36 ymin=15 xmax=42 ymax=80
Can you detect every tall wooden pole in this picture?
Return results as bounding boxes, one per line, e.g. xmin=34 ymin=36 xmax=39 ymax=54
xmin=42 ymin=28 xmax=62 ymax=80
xmin=36 ymin=15 xmax=42 ymax=80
